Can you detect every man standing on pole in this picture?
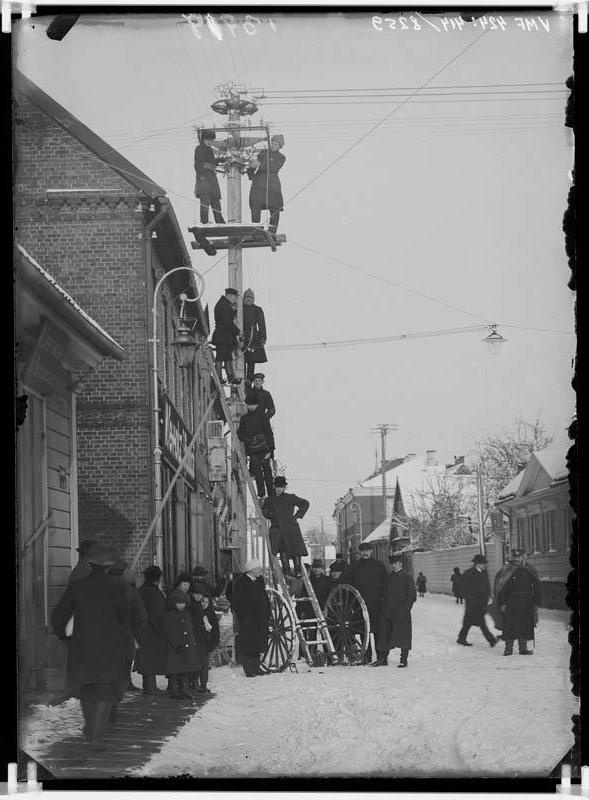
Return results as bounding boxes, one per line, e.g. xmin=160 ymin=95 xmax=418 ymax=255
xmin=211 ymin=288 xmax=243 ymax=385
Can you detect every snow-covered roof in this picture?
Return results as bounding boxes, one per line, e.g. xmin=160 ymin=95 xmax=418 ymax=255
xmin=17 ymin=244 xmax=126 ymax=359
xmin=497 ymin=444 xmax=569 ymax=502
xmin=535 ymin=446 xmax=569 ymax=483
xmin=497 ymin=469 xmax=525 ymax=501
xmin=363 ymin=518 xmax=390 ymax=543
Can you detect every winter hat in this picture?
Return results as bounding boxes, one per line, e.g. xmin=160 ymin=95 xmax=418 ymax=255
xmin=225 ymin=287 xmax=238 ymax=296
xmin=389 ymin=553 xmax=404 ymax=564
xmin=169 ymin=589 xmax=190 ymax=606
xmin=76 ymin=539 xmax=97 ymax=554
xmin=174 ymin=572 xmax=192 ymax=587
xmin=253 ymin=373 xmax=265 ymax=380
xmin=86 ymin=543 xmax=118 ymax=566
xmin=271 ymin=134 xmax=285 ymax=148
xmin=245 ymin=393 xmax=259 ymax=405
xmin=274 ymin=476 xmax=287 ymax=487
xmin=243 ymin=288 xmax=255 ymax=302
xmin=144 ymin=565 xmax=162 ymax=583
xmin=191 ymin=565 xmax=209 ymax=577
xmin=329 ymin=560 xmax=346 ymax=573
xmin=244 ymin=558 xmax=262 ymax=573
xmin=358 ymin=542 xmax=373 ymax=552
xmin=311 ymin=558 xmax=325 ymax=569
xmin=472 ymin=554 xmax=488 ymax=564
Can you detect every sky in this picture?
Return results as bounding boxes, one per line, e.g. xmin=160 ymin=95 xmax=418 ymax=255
xmin=14 ymin=10 xmax=575 ymax=537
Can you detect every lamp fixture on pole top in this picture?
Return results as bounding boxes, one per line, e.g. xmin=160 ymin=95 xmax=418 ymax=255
xmin=482 ymin=325 xmax=507 ymax=355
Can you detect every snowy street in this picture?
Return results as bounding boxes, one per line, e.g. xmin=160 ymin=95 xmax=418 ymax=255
xmin=134 ymin=593 xmax=575 ymax=779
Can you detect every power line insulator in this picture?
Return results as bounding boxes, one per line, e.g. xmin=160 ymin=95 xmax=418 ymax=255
xmin=211 ymin=98 xmax=258 ymax=117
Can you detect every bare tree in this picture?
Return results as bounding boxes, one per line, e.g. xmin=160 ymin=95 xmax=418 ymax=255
xmin=476 ymin=416 xmax=553 ymax=504
xmin=406 ymin=472 xmax=478 ymax=550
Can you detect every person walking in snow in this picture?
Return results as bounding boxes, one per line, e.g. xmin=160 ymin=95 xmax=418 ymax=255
xmin=51 ymin=543 xmax=129 ymax=750
xmin=211 ymin=288 xmax=243 ymax=386
xmin=451 ymin=566 xmax=464 ymax=604
xmin=194 ymin=129 xmax=226 ymax=225
xmin=373 ymin=553 xmax=416 ymax=668
xmin=135 ymin=566 xmax=167 ymax=695
xmin=242 ymin=290 xmax=268 ymax=388
xmin=247 ymin=135 xmax=286 ymax=235
xmin=416 ymin=572 xmax=427 ymax=598
xmin=494 ymin=549 xmax=541 ymax=656
xmin=262 ymin=476 xmax=310 ymax=576
xmin=237 ymin=393 xmax=275 ymax=499
xmin=456 ymin=554 xmax=497 ymax=649
xmin=165 ymin=589 xmax=198 ymax=699
xmin=343 ymin=541 xmax=387 ymax=663
xmin=231 ymin=558 xmax=271 ymax=677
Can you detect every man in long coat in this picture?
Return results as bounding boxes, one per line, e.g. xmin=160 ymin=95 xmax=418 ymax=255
xmin=51 ymin=543 xmax=129 ymax=750
xmin=495 ymin=549 xmax=541 ymax=656
xmin=247 ymin=135 xmax=286 ymax=234
xmin=211 ymin=288 xmax=242 ymax=385
xmin=262 ymin=476 xmax=309 ymax=576
xmin=194 ymin=129 xmax=226 ymax=224
xmin=343 ymin=541 xmax=387 ymax=662
xmin=248 ymin=373 xmax=275 ymax=420
xmin=374 ymin=553 xmax=416 ymax=668
xmin=237 ymin=394 xmax=275 ymax=498
xmin=108 ymin=558 xmax=148 ymax=696
xmin=230 ymin=558 xmax=271 ymax=677
xmin=243 ymin=289 xmax=268 ymax=388
xmin=457 ymin=554 xmax=498 ymax=648
xmin=68 ymin=539 xmax=96 ymax=583
xmin=135 ymin=565 xmax=167 ymax=695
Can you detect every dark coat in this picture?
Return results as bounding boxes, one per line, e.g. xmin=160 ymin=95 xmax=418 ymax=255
xmin=310 ymin=573 xmax=333 ymax=610
xmin=135 ymin=582 xmax=168 ymax=675
xmin=194 ymin=143 xmax=222 ymax=199
xmin=211 ymin=295 xmax=240 ymax=349
xmin=237 ymin=409 xmax=275 ymax=455
xmin=496 ymin=565 xmax=541 ymax=641
xmin=202 ymin=602 xmax=220 ymax=651
xmin=262 ymin=492 xmax=310 ymax=557
xmin=416 ymin=575 xmax=427 ymax=593
xmin=243 ymin=304 xmax=268 ymax=364
xmin=451 ymin=572 xmax=463 ymax=598
xmin=124 ymin=583 xmax=148 ymax=660
xmin=187 ymin=601 xmax=211 ymax=671
xmin=231 ymin=574 xmax=271 ymax=658
xmin=248 ymin=150 xmax=285 ymax=210
xmin=248 ymin=387 xmax=275 ymax=419
xmin=343 ymin=557 xmax=387 ymax=630
xmin=165 ymin=607 xmax=198 ymax=674
xmin=51 ymin=566 xmax=129 ymax=697
xmin=69 ymin=559 xmax=91 ymax=583
xmin=378 ymin=569 xmax=416 ymax=651
xmin=461 ymin=566 xmax=492 ymax=627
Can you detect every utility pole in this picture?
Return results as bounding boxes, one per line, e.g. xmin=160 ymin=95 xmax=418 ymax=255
xmin=476 ymin=462 xmax=486 ymax=556
xmin=370 ymin=423 xmax=397 ymax=521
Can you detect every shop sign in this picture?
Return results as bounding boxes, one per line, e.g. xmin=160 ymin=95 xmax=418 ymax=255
xmin=160 ymin=392 xmax=196 ymax=487
xmin=207 ymin=420 xmax=227 ymax=482
xmin=22 ymin=319 xmax=69 ymax=396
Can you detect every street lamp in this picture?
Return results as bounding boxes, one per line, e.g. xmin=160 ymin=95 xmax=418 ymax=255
xmin=150 ymin=266 xmax=205 ymax=567
xmin=482 ymin=325 xmax=507 ymax=355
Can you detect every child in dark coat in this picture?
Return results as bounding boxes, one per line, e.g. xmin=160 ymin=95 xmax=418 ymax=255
xmin=165 ymin=589 xmax=198 ymax=699
xmin=187 ymin=585 xmax=212 ymax=693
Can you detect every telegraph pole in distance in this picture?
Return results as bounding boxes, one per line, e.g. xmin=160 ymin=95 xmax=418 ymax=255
xmin=370 ymin=423 xmax=398 ymax=521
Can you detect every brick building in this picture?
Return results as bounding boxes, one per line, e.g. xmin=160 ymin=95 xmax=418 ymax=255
xmin=14 ymin=70 xmax=224 ymax=584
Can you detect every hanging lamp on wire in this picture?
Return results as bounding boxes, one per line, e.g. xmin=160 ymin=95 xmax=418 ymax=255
xmin=482 ymin=325 xmax=507 ymax=355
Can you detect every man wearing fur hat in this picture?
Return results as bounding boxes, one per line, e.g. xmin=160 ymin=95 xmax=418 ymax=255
xmin=457 ymin=554 xmax=498 ymax=648
xmin=242 ymin=289 xmax=268 ymax=388
xmin=211 ymin=288 xmax=243 ymax=385
xmin=231 ymin=558 xmax=271 ymax=677
xmin=247 ymin=135 xmax=286 ymax=235
xmin=51 ymin=543 xmax=129 ymax=750
xmin=494 ymin=549 xmax=541 ymax=656
xmin=194 ymin=129 xmax=226 ymax=224
xmin=262 ymin=476 xmax=310 ymax=576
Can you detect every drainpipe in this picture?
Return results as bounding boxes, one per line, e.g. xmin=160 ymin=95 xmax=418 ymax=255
xmin=143 ymin=196 xmax=168 ymax=567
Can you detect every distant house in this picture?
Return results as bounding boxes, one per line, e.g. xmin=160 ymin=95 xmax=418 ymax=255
xmin=495 ymin=445 xmax=572 ymax=609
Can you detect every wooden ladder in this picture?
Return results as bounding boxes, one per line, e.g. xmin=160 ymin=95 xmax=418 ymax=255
xmin=202 ymin=344 xmax=339 ymax=668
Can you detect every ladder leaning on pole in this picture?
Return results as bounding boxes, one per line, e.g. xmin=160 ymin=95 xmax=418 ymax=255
xmin=202 ymin=344 xmax=339 ymax=668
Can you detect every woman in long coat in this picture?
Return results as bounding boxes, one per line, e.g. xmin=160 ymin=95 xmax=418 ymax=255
xmin=51 ymin=543 xmax=129 ymax=749
xmin=375 ymin=554 xmax=417 ymax=668
xmin=194 ymin=129 xmax=225 ymax=224
xmin=242 ymin=288 xmax=267 ymax=385
xmin=262 ymin=476 xmax=309 ymax=576
xmin=135 ymin=566 xmax=167 ymax=695
xmin=247 ymin=135 xmax=286 ymax=234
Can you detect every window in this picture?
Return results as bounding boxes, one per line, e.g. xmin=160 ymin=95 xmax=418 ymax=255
xmin=546 ymin=510 xmax=556 ymax=552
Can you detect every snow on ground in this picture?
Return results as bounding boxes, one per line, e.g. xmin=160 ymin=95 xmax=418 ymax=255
xmin=137 ymin=594 xmax=576 ymax=779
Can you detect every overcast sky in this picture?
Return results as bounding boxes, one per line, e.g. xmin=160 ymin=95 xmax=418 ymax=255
xmin=14 ymin=10 xmax=575 ymax=537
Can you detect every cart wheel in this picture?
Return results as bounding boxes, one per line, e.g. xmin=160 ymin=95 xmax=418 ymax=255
xmin=323 ymin=583 xmax=370 ymax=665
xmin=260 ymin=588 xmax=297 ymax=673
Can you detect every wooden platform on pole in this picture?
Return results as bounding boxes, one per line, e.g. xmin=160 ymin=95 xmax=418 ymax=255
xmin=188 ymin=223 xmax=286 ymax=255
